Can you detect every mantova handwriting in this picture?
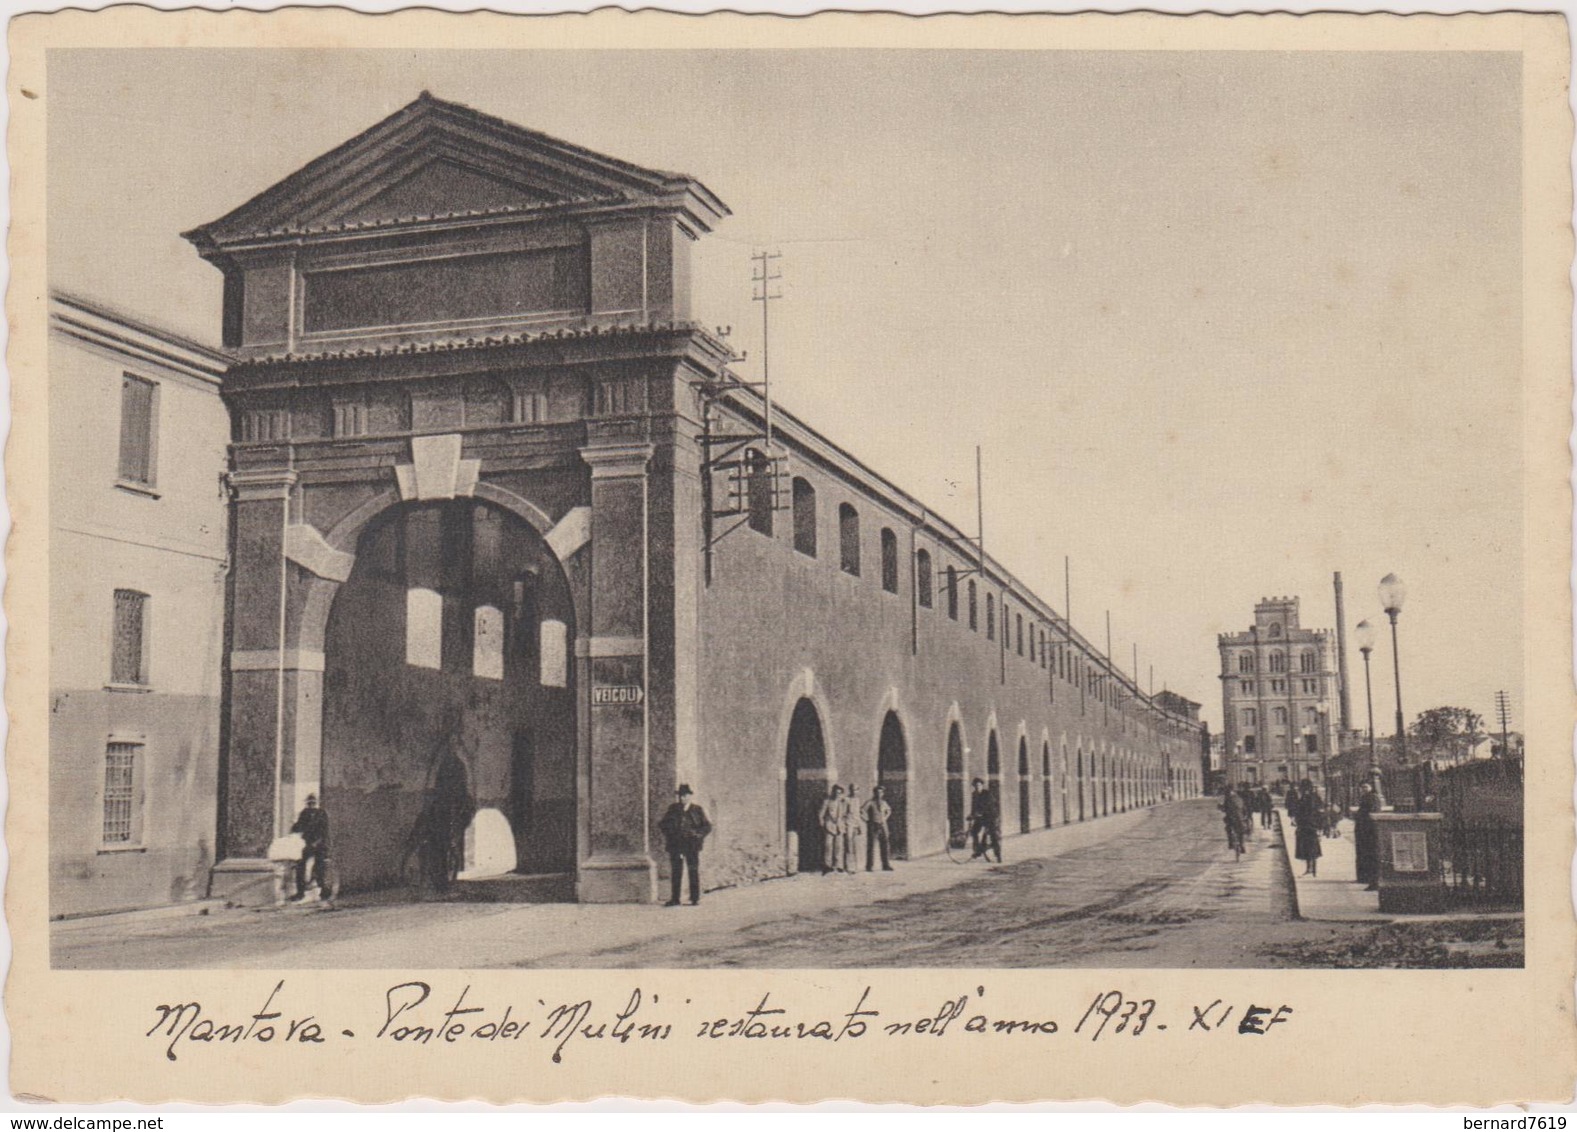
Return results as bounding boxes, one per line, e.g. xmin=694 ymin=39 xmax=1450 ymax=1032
xmin=144 ymin=981 xmax=1295 ymax=1064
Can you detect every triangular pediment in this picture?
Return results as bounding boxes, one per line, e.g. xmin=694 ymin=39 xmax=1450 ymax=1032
xmin=184 ymin=93 xmax=728 ymax=251
xmin=321 ymin=157 xmax=561 ymax=227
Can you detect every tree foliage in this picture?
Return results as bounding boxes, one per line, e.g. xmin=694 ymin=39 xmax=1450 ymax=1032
xmin=1409 ymin=706 xmax=1487 ymax=763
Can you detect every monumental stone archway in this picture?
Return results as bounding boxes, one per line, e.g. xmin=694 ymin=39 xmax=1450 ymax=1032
xmin=320 ymin=497 xmax=577 ymax=893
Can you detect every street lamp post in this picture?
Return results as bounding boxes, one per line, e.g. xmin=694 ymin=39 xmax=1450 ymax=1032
xmin=1355 ymin=618 xmax=1384 ymax=806
xmin=1379 ymin=574 xmax=1408 ymax=768
xmin=1316 ymin=705 xmax=1331 ymax=803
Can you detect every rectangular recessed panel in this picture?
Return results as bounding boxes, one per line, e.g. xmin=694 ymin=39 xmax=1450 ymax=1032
xmin=303 ymin=247 xmax=589 ymax=333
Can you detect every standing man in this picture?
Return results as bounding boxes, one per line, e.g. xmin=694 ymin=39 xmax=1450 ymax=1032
xmin=819 ymin=785 xmax=848 ymax=875
xmin=863 ymin=785 xmax=894 ymax=872
xmin=289 ymin=793 xmax=330 ymax=902
xmin=968 ymin=777 xmax=1003 ymax=863
xmin=1354 ymin=781 xmax=1382 ymax=890
xmin=659 ymin=784 xmax=711 ymax=906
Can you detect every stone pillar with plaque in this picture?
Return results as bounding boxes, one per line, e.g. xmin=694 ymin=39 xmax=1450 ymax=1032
xmin=577 ymin=442 xmax=659 ymax=903
xmin=1373 ymin=811 xmax=1448 ymax=913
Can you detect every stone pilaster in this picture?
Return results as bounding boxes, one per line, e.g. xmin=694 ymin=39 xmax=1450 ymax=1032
xmin=576 ymin=442 xmax=658 ymax=903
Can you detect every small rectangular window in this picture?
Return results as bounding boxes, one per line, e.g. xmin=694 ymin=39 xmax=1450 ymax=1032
xmin=406 ymin=587 xmax=444 ymax=669
xmin=111 ymin=589 xmax=149 ymax=685
xmin=540 ymin=619 xmax=569 ymax=688
xmin=118 ymin=375 xmax=157 ymax=487
xmin=101 ymin=742 xmax=140 ymax=846
xmin=473 ymin=605 xmax=505 ymax=680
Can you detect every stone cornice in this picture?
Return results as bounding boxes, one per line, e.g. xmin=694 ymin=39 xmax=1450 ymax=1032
xmin=50 ymin=291 xmax=231 ymax=384
xmin=227 ymin=320 xmax=731 ymax=377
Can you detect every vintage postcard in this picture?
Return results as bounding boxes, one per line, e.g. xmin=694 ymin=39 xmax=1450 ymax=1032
xmin=5 ymin=7 xmax=1574 ymax=1107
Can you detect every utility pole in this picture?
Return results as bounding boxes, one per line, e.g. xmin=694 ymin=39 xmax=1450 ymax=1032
xmin=1495 ymin=690 xmax=1512 ymax=759
xmin=751 ymin=250 xmax=782 ymax=449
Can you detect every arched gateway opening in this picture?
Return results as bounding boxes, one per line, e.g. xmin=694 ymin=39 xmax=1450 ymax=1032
xmin=321 ymin=498 xmax=577 ymax=894
xmin=876 ymin=711 xmax=908 ymax=859
xmin=785 ymin=698 xmax=828 ymax=873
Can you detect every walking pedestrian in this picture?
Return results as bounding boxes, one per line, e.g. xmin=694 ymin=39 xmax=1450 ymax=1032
xmin=1293 ymin=779 xmax=1324 ymax=877
xmin=819 ymin=785 xmax=849 ymax=874
xmin=658 ymin=783 xmax=712 ymax=906
xmin=289 ymin=793 xmax=330 ymax=901
xmin=968 ymin=778 xmax=1003 ymax=863
xmin=863 ymin=785 xmax=894 ymax=872
xmin=1256 ymin=786 xmax=1273 ymax=829
xmin=1354 ymin=780 xmax=1382 ymax=889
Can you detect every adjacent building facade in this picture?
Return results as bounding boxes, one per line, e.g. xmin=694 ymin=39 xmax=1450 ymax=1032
xmin=51 ymin=93 xmax=1205 ymax=912
xmin=49 ymin=293 xmax=231 ymax=917
xmin=1217 ymin=596 xmax=1338 ymax=790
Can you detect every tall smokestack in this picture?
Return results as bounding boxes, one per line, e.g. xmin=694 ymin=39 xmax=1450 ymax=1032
xmin=1333 ymin=571 xmax=1352 ymax=733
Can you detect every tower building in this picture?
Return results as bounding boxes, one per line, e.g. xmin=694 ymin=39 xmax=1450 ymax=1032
xmin=1217 ymin=596 xmax=1338 ymax=790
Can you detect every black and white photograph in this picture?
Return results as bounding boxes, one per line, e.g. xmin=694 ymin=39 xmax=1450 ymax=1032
xmin=40 ymin=42 xmax=1534 ymax=971
xmin=8 ymin=6 xmax=1574 ymax=1108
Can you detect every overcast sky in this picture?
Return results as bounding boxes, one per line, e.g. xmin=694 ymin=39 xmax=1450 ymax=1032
xmin=47 ymin=48 xmax=1523 ymax=734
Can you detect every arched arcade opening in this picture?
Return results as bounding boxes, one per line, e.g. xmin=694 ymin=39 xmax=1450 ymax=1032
xmin=786 ymin=698 xmax=828 ymax=873
xmin=876 ymin=711 xmax=909 ymax=859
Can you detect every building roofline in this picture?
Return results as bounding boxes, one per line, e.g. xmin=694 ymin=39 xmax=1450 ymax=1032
xmin=49 ymin=289 xmax=231 ymax=382
xmin=183 ymin=92 xmax=730 ymax=254
xmin=714 ymin=383 xmax=1199 ymax=725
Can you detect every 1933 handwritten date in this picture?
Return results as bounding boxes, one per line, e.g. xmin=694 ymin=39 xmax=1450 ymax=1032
xmin=145 ymin=982 xmax=1295 ymax=1064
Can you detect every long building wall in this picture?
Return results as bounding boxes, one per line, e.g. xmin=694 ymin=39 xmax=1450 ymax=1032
xmin=689 ymin=392 xmax=1203 ymax=889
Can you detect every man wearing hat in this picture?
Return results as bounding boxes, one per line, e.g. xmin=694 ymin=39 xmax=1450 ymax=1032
xmin=658 ymin=784 xmax=712 ymax=906
xmin=289 ymin=792 xmax=330 ymax=901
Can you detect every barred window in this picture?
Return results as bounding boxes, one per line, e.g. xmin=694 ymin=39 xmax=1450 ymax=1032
xmin=101 ymin=742 xmax=139 ymax=846
xmin=986 ymin=593 xmax=995 ymax=640
xmin=916 ymin=550 xmax=933 ymax=608
xmin=945 ymin=566 xmax=958 ymax=620
xmin=118 ymin=375 xmax=157 ymax=487
xmin=967 ymin=579 xmax=978 ymax=630
xmin=111 ymin=589 xmax=148 ymax=685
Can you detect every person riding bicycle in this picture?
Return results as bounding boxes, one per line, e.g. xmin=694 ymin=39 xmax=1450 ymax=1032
xmin=1222 ymin=787 xmax=1250 ymax=853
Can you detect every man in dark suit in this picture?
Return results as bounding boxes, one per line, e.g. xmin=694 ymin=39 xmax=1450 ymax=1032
xmin=290 ymin=793 xmax=330 ymax=901
xmin=658 ymin=784 xmax=712 ymax=906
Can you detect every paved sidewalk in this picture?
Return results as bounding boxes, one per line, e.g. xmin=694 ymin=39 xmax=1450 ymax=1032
xmin=1283 ymin=816 xmax=1522 ymax=924
xmin=1284 ymin=817 xmax=1385 ymax=921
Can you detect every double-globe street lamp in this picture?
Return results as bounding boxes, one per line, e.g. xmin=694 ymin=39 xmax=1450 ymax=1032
xmin=1354 ymin=617 xmax=1384 ymax=806
xmin=1379 ymin=573 xmax=1408 ymax=768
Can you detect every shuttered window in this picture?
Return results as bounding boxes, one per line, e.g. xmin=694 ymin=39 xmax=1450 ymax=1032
xmin=111 ymin=589 xmax=148 ymax=685
xmin=118 ymin=375 xmax=157 ymax=486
